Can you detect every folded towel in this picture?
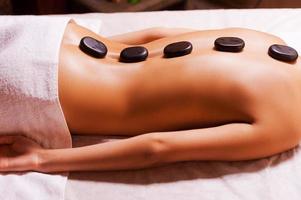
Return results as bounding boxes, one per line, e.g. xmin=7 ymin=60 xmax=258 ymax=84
xmin=0 ymin=15 xmax=74 ymax=200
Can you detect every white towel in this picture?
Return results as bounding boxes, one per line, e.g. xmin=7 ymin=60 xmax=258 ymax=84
xmin=0 ymin=16 xmax=101 ymax=200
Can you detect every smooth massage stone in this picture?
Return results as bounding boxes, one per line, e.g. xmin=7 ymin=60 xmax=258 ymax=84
xmin=214 ymin=37 xmax=245 ymax=52
xmin=120 ymin=46 xmax=148 ymax=63
xmin=163 ymin=41 xmax=193 ymax=58
xmin=268 ymin=44 xmax=298 ymax=62
xmin=79 ymin=36 xmax=108 ymax=58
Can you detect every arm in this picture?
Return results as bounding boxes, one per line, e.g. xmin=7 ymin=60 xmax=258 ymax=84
xmin=108 ymin=27 xmax=197 ymax=45
xmin=1 ymin=121 xmax=297 ymax=172
xmin=38 ymin=122 xmax=297 ymax=172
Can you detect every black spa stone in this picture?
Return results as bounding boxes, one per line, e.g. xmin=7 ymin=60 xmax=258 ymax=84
xmin=120 ymin=46 xmax=148 ymax=63
xmin=214 ymin=37 xmax=245 ymax=52
xmin=268 ymin=44 xmax=298 ymax=62
xmin=163 ymin=41 xmax=193 ymax=58
xmin=79 ymin=36 xmax=108 ymax=58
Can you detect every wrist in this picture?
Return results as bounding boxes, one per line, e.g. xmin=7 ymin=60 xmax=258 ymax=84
xmin=35 ymin=149 xmax=53 ymax=173
xmin=35 ymin=148 xmax=76 ymax=173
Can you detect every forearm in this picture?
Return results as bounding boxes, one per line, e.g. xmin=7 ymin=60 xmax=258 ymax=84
xmin=37 ymin=134 xmax=161 ymax=172
xmin=34 ymin=117 xmax=297 ymax=173
xmin=109 ymin=28 xmax=162 ymax=45
xmin=109 ymin=27 xmax=196 ymax=45
xmin=36 ymin=123 xmax=293 ymax=172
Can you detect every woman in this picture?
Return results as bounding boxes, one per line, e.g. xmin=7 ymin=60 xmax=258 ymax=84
xmin=1 ymin=20 xmax=301 ymax=173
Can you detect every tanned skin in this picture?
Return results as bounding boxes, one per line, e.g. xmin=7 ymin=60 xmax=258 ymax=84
xmin=1 ymin=21 xmax=301 ymax=173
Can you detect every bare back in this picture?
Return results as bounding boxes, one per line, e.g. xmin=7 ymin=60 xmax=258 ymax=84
xmin=58 ymin=22 xmax=301 ymax=136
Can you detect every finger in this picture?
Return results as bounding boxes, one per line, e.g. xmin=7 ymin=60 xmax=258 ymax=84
xmin=0 ymin=156 xmax=33 ymax=172
xmin=0 ymin=136 xmax=16 ymax=145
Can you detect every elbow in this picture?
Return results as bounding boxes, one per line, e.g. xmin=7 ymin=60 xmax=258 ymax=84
xmin=142 ymin=133 xmax=169 ymax=167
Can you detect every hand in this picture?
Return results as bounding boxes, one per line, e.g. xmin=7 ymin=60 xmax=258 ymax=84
xmin=0 ymin=135 xmax=44 ymax=172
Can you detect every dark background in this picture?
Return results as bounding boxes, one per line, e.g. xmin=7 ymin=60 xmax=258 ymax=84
xmin=1 ymin=0 xmax=301 ymax=15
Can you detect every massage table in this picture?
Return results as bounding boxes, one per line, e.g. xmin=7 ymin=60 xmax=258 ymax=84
xmin=64 ymin=9 xmax=301 ymax=200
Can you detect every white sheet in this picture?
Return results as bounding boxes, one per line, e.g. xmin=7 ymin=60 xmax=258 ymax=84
xmin=0 ymin=16 xmax=101 ymax=200
xmin=0 ymin=16 xmax=72 ymax=200
xmin=63 ymin=9 xmax=301 ymax=200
